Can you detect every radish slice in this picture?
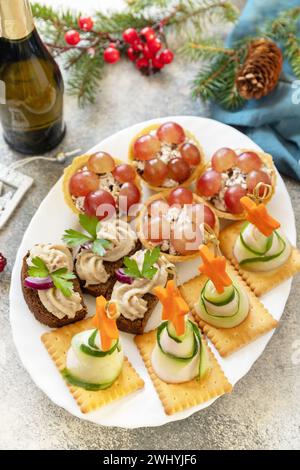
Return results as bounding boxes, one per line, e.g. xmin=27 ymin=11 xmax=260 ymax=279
xmin=115 ymin=269 xmax=133 ymax=285
xmin=24 ymin=276 xmax=54 ymax=290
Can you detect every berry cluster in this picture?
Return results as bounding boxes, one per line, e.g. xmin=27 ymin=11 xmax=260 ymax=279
xmin=0 ymin=253 xmax=7 ymax=273
xmin=64 ymin=18 xmax=174 ymax=75
xmin=121 ymin=27 xmax=174 ymax=73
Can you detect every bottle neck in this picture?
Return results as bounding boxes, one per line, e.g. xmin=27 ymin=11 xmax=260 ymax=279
xmin=0 ymin=0 xmax=34 ymax=40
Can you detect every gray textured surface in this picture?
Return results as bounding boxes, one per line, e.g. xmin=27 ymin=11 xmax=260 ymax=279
xmin=1 ymin=1 xmax=300 ymax=450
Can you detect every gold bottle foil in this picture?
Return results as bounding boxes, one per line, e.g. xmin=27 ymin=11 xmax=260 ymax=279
xmin=0 ymin=0 xmax=34 ymax=40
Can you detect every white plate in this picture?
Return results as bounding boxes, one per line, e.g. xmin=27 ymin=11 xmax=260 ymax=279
xmin=9 ymin=116 xmax=296 ymax=428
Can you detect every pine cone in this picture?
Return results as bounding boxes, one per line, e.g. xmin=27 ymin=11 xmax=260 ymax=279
xmin=236 ymin=39 xmax=283 ymax=100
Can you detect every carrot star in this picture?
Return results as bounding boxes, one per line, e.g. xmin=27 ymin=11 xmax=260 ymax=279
xmin=240 ymin=196 xmax=280 ymax=237
xmin=198 ymin=245 xmax=232 ymax=294
xmin=92 ymin=296 xmax=119 ymax=352
xmin=153 ymin=280 xmax=190 ymax=336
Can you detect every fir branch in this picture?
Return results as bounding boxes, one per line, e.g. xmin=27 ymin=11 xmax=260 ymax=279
xmin=68 ymin=52 xmax=105 ymax=107
xmin=180 ymin=37 xmax=234 ymax=61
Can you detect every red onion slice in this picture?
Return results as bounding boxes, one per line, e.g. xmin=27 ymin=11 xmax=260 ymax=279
xmin=115 ymin=269 xmax=133 ymax=285
xmin=24 ymin=276 xmax=54 ymax=290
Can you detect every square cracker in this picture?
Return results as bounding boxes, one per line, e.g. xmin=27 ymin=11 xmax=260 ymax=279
xmin=134 ymin=329 xmax=232 ymax=415
xmin=42 ymin=318 xmax=144 ymax=414
xmin=180 ymin=264 xmax=278 ymax=357
xmin=219 ymin=221 xmax=300 ymax=296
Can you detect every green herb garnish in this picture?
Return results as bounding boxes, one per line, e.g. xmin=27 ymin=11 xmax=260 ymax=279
xmin=123 ymin=247 xmax=161 ymax=280
xmin=62 ymin=214 xmax=110 ymax=256
xmin=28 ymin=257 xmax=76 ymax=297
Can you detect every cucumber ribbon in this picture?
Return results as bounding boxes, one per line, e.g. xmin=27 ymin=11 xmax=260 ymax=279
xmin=201 ymin=281 xmax=240 ymax=319
xmin=157 ymin=320 xmax=208 ymax=380
xmin=239 ymin=222 xmax=286 ymax=266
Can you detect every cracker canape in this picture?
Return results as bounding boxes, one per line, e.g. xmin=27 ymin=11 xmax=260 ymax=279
xmin=219 ymin=195 xmax=300 ymax=296
xmin=63 ymin=152 xmax=142 ymax=218
xmin=42 ymin=296 xmax=144 ymax=413
xmin=180 ymin=245 xmax=278 ymax=357
xmin=129 ymin=121 xmax=205 ymax=192
xmin=63 ymin=214 xmax=141 ymax=298
xmin=195 ymin=148 xmax=276 ymax=220
xmin=136 ymin=188 xmax=220 ymax=263
xmin=110 ymin=247 xmax=175 ymax=335
xmin=21 ymin=244 xmax=87 ymax=328
xmin=135 ymin=280 xmax=232 ymax=415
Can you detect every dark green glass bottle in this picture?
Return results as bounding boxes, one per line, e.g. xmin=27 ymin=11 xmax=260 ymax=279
xmin=0 ymin=0 xmax=66 ymax=154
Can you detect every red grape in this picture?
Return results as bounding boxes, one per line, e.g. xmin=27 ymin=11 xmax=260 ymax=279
xmin=143 ymin=158 xmax=168 ymax=186
xmin=69 ymin=170 xmax=99 ymax=197
xmin=143 ymin=215 xmax=170 ymax=242
xmin=157 ymin=122 xmax=185 ymax=145
xmin=196 ymin=170 xmax=222 ymax=197
xmin=112 ymin=164 xmax=136 ymax=183
xmin=84 ymin=189 xmax=116 ymax=220
xmin=167 ymin=187 xmax=193 ymax=206
xmin=133 ymin=134 xmax=161 ymax=160
xmin=246 ymin=170 xmax=272 ymax=196
xmin=236 ymin=152 xmax=262 ymax=173
xmin=180 ymin=142 xmax=201 ymax=166
xmin=211 ymin=148 xmax=237 ymax=172
xmin=224 ymin=185 xmax=247 ymax=214
xmin=188 ymin=204 xmax=216 ymax=229
xmin=119 ymin=182 xmax=141 ymax=213
xmin=171 ymin=222 xmax=203 ymax=255
xmin=168 ymin=158 xmax=191 ymax=183
xmin=204 ymin=205 xmax=216 ymax=228
xmin=87 ymin=152 xmax=115 ymax=174
xmin=147 ymin=199 xmax=169 ymax=217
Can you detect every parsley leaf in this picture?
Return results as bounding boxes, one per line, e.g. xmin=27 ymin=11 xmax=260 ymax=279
xmin=62 ymin=229 xmax=92 ymax=247
xmin=123 ymin=257 xmax=142 ymax=278
xmin=28 ymin=257 xmax=49 ymax=278
xmin=79 ymin=214 xmax=99 ymax=238
xmin=123 ymin=247 xmax=161 ymax=280
xmin=62 ymin=214 xmax=110 ymax=256
xmin=92 ymin=239 xmax=111 ymax=257
xmin=142 ymin=247 xmax=160 ymax=279
xmin=51 ymin=268 xmax=76 ymax=298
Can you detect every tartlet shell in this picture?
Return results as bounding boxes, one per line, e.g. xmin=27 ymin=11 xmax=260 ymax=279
xmin=62 ymin=154 xmax=142 ymax=215
xmin=197 ymin=149 xmax=277 ymax=221
xmin=128 ymin=123 xmax=206 ymax=192
xmin=136 ymin=192 xmax=220 ymax=264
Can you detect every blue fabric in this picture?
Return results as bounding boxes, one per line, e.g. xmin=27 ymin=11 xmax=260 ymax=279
xmin=211 ymin=0 xmax=300 ymax=181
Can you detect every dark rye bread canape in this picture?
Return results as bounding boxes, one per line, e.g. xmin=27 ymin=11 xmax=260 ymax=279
xmin=77 ymin=240 xmax=142 ymax=298
xmin=22 ymin=250 xmax=87 ymax=328
xmin=116 ymin=275 xmax=173 ymax=335
xmin=111 ymin=248 xmax=175 ymax=335
xmin=64 ymin=215 xmax=141 ymax=299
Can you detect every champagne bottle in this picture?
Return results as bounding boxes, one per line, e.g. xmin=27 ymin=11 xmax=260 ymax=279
xmin=0 ymin=0 xmax=66 ymax=154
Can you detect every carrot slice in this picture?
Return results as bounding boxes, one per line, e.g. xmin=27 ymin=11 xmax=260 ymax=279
xmin=92 ymin=296 xmax=119 ymax=352
xmin=240 ymin=196 xmax=280 ymax=237
xmin=153 ymin=280 xmax=189 ymax=336
xmin=198 ymin=245 xmax=232 ymax=294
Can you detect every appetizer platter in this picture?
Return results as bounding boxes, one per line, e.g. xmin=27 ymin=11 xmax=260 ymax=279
xmin=10 ymin=116 xmax=299 ymax=428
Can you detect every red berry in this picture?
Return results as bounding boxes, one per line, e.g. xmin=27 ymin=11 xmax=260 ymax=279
xmin=123 ymin=28 xmax=139 ymax=44
xmin=152 ymin=55 xmax=164 ymax=69
xmin=103 ymin=47 xmax=120 ymax=64
xmin=143 ymin=44 xmax=153 ymax=59
xmin=132 ymin=40 xmax=143 ymax=52
xmin=127 ymin=47 xmax=138 ymax=61
xmin=78 ymin=16 xmax=94 ymax=32
xmin=148 ymin=38 xmax=162 ymax=54
xmin=108 ymin=42 xmax=116 ymax=48
xmin=136 ymin=57 xmax=149 ymax=69
xmin=0 ymin=253 xmax=7 ymax=273
xmin=160 ymin=49 xmax=174 ymax=64
xmin=141 ymin=26 xmax=156 ymax=42
xmin=65 ymin=30 xmax=80 ymax=46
